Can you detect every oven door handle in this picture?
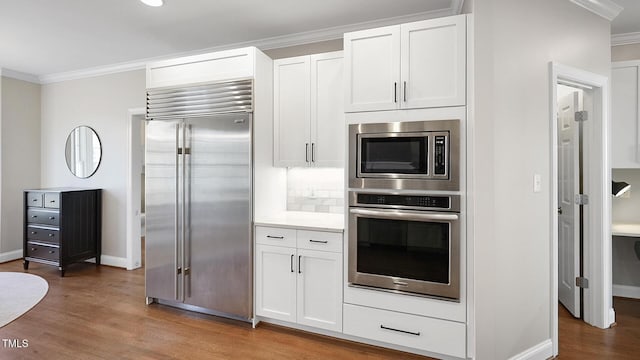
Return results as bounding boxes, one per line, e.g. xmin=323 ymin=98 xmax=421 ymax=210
xmin=349 ymin=208 xmax=459 ymax=222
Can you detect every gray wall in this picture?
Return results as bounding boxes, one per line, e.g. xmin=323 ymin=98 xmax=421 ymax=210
xmin=0 ymin=76 xmax=41 ymax=255
xmin=471 ymin=0 xmax=611 ymax=358
xmin=40 ymin=70 xmax=146 ymax=261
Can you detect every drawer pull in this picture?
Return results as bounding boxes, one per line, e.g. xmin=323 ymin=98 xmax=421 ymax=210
xmin=309 ymin=239 xmax=328 ymax=244
xmin=48 ymin=250 xmax=55 ymax=254
xmin=31 ymin=215 xmax=38 ymax=218
xmin=31 ymin=248 xmax=37 ymax=251
xmin=380 ymin=325 xmax=421 ymax=336
xmin=31 ymin=231 xmax=37 ymax=235
xmin=50 ymin=200 xmax=56 ymax=203
xmin=266 ymin=235 xmax=284 ymax=239
xmin=49 ymin=217 xmax=55 ymax=220
xmin=32 ymin=199 xmax=38 ymax=202
xmin=48 ymin=234 xmax=55 ymax=237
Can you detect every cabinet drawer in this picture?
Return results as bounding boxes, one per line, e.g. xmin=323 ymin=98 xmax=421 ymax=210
xmin=343 ymin=304 xmax=466 ymax=358
xmin=44 ymin=193 xmax=60 ymax=209
xmin=27 ymin=209 xmax=60 ymax=226
xmin=26 ymin=192 xmax=43 ymax=207
xmin=297 ymin=230 xmax=342 ymax=252
xmin=26 ymin=226 xmax=60 ymax=245
xmin=255 ymin=226 xmax=297 ymax=247
xmin=26 ymin=243 xmax=60 ymax=262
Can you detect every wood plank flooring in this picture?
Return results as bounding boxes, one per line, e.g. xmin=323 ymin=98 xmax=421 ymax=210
xmin=0 ymin=260 xmax=637 ymax=359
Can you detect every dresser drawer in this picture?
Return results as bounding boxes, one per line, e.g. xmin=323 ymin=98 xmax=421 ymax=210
xmin=255 ymin=226 xmax=297 ymax=247
xmin=26 ymin=226 xmax=60 ymax=245
xmin=44 ymin=193 xmax=60 ymax=209
xmin=26 ymin=242 xmax=60 ymax=262
xmin=343 ymin=304 xmax=466 ymax=358
xmin=297 ymin=230 xmax=342 ymax=252
xmin=26 ymin=192 xmax=43 ymax=207
xmin=27 ymin=209 xmax=60 ymax=226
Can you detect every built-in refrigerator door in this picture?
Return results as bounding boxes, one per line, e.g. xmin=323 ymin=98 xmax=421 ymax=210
xmin=183 ymin=113 xmax=253 ymax=319
xmin=145 ymin=119 xmax=183 ymax=302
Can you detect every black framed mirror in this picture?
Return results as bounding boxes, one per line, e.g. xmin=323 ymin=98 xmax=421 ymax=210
xmin=65 ymin=126 xmax=102 ymax=178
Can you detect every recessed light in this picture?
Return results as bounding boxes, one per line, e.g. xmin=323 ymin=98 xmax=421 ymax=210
xmin=140 ymin=0 xmax=164 ymax=7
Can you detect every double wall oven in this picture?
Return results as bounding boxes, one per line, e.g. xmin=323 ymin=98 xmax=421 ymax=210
xmin=348 ymin=120 xmax=462 ymax=301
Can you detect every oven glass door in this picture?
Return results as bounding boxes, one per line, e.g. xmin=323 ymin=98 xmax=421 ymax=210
xmin=358 ymin=133 xmax=428 ymax=176
xmin=349 ymin=208 xmax=460 ymax=299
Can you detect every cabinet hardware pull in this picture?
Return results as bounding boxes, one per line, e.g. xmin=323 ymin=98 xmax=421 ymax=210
xmin=309 ymin=239 xmax=328 ymax=244
xmin=311 ymin=143 xmax=315 ymax=163
xmin=30 ymin=231 xmax=37 ymax=235
xmin=394 ymin=82 xmax=397 ymax=103
xmin=48 ymin=250 xmax=55 ymax=254
xmin=305 ymin=143 xmax=309 ymax=162
xmin=266 ymin=235 xmax=284 ymax=239
xmin=290 ymin=254 xmax=294 ymax=273
xmin=49 ymin=217 xmax=55 ymax=220
xmin=31 ymin=215 xmax=37 ymax=218
xmin=380 ymin=325 xmax=421 ymax=336
xmin=404 ymin=81 xmax=407 ymax=102
xmin=31 ymin=248 xmax=36 ymax=251
xmin=48 ymin=234 xmax=54 ymax=237
xmin=298 ymin=255 xmax=302 ymax=274
xmin=32 ymin=199 xmax=38 ymax=202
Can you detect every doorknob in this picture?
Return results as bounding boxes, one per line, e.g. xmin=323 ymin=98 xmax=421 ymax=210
xmin=557 ymin=207 xmax=563 ymax=215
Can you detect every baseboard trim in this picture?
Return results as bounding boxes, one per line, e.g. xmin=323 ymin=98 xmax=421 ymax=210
xmin=507 ymin=339 xmax=553 ymax=360
xmin=0 ymin=249 xmax=23 ymax=264
xmin=86 ymin=255 xmax=128 ymax=269
xmin=613 ymin=284 xmax=640 ymax=299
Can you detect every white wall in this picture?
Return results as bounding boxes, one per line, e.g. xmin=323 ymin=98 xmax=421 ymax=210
xmin=470 ymin=0 xmax=610 ymax=358
xmin=0 ymin=76 xmax=41 ymax=255
xmin=40 ymin=70 xmax=145 ymax=260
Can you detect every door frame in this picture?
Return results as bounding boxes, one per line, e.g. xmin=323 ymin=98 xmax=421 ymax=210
xmin=126 ymin=107 xmax=146 ymax=270
xmin=549 ymin=62 xmax=612 ymax=356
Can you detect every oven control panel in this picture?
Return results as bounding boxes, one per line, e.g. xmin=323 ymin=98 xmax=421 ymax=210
xmin=354 ymin=193 xmax=458 ymax=211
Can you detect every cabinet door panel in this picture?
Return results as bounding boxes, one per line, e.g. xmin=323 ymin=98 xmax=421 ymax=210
xmin=311 ymin=52 xmax=344 ymax=167
xmin=297 ymin=249 xmax=342 ymax=332
xmin=344 ymin=26 xmax=400 ymax=112
xmin=274 ymin=57 xmax=311 ymax=167
xmin=256 ymin=244 xmax=297 ymax=322
xmin=612 ymin=65 xmax=640 ymax=168
xmin=401 ymin=15 xmax=466 ymax=108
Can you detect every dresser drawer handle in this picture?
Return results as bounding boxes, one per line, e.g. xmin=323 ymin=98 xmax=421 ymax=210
xmin=48 ymin=234 xmax=55 ymax=237
xmin=32 ymin=199 xmax=38 ymax=202
xmin=380 ymin=325 xmax=421 ymax=336
xmin=48 ymin=250 xmax=55 ymax=254
xmin=266 ymin=235 xmax=284 ymax=239
xmin=309 ymin=239 xmax=328 ymax=244
xmin=50 ymin=200 xmax=56 ymax=203
xmin=30 ymin=231 xmax=37 ymax=235
xmin=49 ymin=217 xmax=55 ymax=220
xmin=31 ymin=247 xmax=37 ymax=251
xmin=31 ymin=215 xmax=38 ymax=218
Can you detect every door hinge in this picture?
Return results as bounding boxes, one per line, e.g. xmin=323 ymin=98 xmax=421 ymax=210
xmin=574 ymin=111 xmax=588 ymax=122
xmin=575 ymin=194 xmax=589 ymax=205
xmin=576 ymin=277 xmax=589 ymax=289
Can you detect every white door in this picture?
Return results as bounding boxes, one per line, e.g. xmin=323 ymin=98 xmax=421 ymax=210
xmin=273 ymin=57 xmax=310 ymax=167
xmin=558 ymin=91 xmax=581 ymax=318
xmin=400 ymin=15 xmax=466 ymax=109
xmin=310 ymin=51 xmax=344 ymax=167
xmin=255 ymin=244 xmax=297 ymax=322
xmin=344 ymin=25 xmax=400 ymax=112
xmin=296 ymin=249 xmax=342 ymax=331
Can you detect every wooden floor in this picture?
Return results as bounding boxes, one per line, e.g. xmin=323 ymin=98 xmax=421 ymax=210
xmin=0 ymin=260 xmax=638 ymax=359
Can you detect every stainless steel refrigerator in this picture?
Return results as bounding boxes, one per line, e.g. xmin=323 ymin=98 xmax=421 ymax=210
xmin=144 ymin=111 xmax=253 ymax=320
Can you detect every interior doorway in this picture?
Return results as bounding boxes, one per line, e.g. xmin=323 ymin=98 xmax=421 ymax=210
xmin=126 ymin=108 xmax=146 ymax=270
xmin=550 ymin=63 xmax=612 ymax=357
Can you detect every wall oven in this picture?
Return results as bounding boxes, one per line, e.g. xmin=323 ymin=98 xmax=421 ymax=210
xmin=349 ymin=120 xmax=460 ymax=191
xmin=348 ymin=192 xmax=460 ymax=300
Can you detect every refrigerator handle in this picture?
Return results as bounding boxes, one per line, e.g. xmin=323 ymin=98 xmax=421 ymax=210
xmin=184 ymin=123 xmax=192 ymax=299
xmin=174 ymin=122 xmax=181 ymax=301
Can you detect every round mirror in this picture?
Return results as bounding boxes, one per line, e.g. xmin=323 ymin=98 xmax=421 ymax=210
xmin=65 ymin=126 xmax=102 ymax=178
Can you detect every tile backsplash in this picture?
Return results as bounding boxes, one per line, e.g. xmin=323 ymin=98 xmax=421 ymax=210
xmin=287 ymin=168 xmax=344 ymax=214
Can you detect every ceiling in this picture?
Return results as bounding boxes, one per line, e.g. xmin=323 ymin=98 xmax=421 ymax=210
xmin=0 ymin=1 xmax=637 ymax=81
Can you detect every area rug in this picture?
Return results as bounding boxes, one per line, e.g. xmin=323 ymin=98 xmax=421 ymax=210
xmin=0 ymin=272 xmax=48 ymax=328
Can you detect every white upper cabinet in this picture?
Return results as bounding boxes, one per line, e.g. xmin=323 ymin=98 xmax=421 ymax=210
xmin=612 ymin=61 xmax=640 ymax=169
xmin=344 ymin=15 xmax=466 ymax=112
xmin=273 ymin=51 xmax=344 ymax=167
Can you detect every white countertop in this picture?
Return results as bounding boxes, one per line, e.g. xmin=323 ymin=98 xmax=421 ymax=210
xmin=612 ymin=223 xmax=640 ymax=237
xmin=255 ymin=211 xmax=344 ymax=232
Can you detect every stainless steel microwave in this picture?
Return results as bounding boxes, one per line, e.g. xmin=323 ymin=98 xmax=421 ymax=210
xmin=349 ymin=120 xmax=460 ymax=191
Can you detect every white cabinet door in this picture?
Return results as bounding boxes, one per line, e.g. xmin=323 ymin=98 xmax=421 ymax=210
xmin=310 ymin=52 xmax=344 ymax=167
xmin=612 ymin=63 xmax=640 ymax=168
xmin=344 ymin=25 xmax=401 ymax=112
xmin=274 ymin=57 xmax=311 ymax=167
xmin=255 ymin=244 xmax=296 ymax=322
xmin=296 ymin=249 xmax=342 ymax=332
xmin=401 ymin=15 xmax=466 ymax=108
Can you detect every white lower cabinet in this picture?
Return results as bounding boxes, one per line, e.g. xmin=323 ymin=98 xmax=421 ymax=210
xmin=255 ymin=226 xmax=343 ymax=332
xmin=343 ymin=304 xmax=466 ymax=358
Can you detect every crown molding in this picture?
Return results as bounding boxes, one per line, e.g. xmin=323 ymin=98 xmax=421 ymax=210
xmin=568 ymin=0 xmax=623 ymax=21
xmin=612 ymin=32 xmax=640 ymax=46
xmin=0 ymin=68 xmax=41 ymax=84
xmin=40 ymin=8 xmax=457 ymax=84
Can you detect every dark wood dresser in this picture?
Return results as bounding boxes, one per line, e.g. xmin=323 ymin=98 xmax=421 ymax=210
xmin=23 ymin=188 xmax=102 ymax=276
